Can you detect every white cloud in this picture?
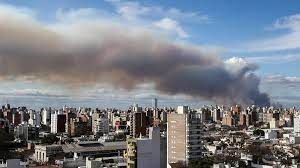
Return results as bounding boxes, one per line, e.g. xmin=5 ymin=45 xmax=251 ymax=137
xmin=154 ymin=17 xmax=189 ymax=38
xmin=243 ymin=54 xmax=300 ymax=64
xmin=114 ymin=1 xmax=150 ymax=20
xmin=56 ymin=8 xmax=101 ymax=22
xmin=259 ymin=75 xmax=300 ymax=107
xmin=105 ymin=0 xmax=209 ymax=38
xmin=263 ymin=75 xmax=300 ymax=84
xmin=224 ymin=57 xmax=257 ymax=75
xmin=0 ymin=88 xmax=66 ymax=98
xmin=241 ymin=13 xmax=300 ymax=52
xmin=106 ymin=0 xmax=209 ymax=23
xmin=0 ymin=3 xmax=35 ymax=19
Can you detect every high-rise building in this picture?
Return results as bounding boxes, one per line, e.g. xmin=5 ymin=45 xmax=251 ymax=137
xmin=294 ymin=115 xmax=300 ymax=135
xmin=65 ymin=111 xmax=77 ymax=135
xmin=152 ymin=98 xmax=159 ymax=119
xmin=95 ymin=117 xmax=109 ymax=136
xmin=212 ymin=108 xmax=222 ymax=122
xmin=12 ymin=112 xmax=21 ymax=126
xmin=50 ymin=113 xmax=66 ymax=134
xmin=130 ymin=104 xmax=147 ymax=138
xmin=126 ymin=126 xmax=160 ymax=168
xmin=69 ymin=116 xmax=90 ymax=137
xmin=14 ymin=122 xmax=39 ymax=141
xmin=92 ymin=112 xmax=107 ymax=134
xmin=222 ymin=111 xmax=234 ymax=126
xmin=41 ymin=108 xmax=51 ymax=125
xmin=130 ymin=112 xmax=147 ymax=138
xmin=152 ymin=98 xmax=158 ymax=109
xmin=28 ymin=110 xmax=41 ymax=127
xmin=167 ymin=106 xmax=202 ymax=167
xmin=132 ymin=104 xmax=142 ymax=113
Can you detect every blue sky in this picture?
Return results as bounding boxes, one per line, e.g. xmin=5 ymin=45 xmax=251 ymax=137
xmin=0 ymin=0 xmax=300 ymax=109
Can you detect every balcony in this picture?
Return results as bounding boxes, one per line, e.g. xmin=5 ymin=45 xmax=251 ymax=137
xmin=187 ymin=139 xmax=201 ymax=144
xmin=187 ymin=144 xmax=202 ymax=147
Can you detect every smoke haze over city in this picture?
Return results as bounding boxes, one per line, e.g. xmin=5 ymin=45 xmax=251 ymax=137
xmin=0 ymin=4 xmax=270 ymax=107
xmin=0 ymin=1 xmax=299 ymax=108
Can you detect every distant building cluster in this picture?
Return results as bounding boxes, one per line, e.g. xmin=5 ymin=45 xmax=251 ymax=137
xmin=0 ymin=101 xmax=300 ymax=168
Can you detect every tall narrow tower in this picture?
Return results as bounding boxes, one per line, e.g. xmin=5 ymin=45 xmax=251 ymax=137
xmin=152 ymin=98 xmax=159 ymax=119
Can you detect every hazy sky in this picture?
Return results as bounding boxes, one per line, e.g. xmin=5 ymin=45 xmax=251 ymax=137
xmin=0 ymin=0 xmax=299 ymax=109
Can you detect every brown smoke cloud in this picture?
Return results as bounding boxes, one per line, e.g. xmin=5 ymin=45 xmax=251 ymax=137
xmin=0 ymin=8 xmax=270 ymax=106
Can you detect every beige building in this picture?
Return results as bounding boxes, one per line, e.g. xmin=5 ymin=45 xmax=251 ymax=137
xmin=167 ymin=106 xmax=202 ymax=167
xmin=34 ymin=145 xmax=63 ymax=163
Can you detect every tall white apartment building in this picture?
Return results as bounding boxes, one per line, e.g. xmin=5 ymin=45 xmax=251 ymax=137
xmin=42 ymin=108 xmax=51 ymax=125
xmin=28 ymin=110 xmax=41 ymax=127
xmin=294 ymin=114 xmax=300 ymax=135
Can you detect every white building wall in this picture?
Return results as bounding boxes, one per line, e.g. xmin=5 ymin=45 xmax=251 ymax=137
xmin=136 ymin=127 xmax=160 ymax=168
xmin=149 ymin=127 xmax=160 ymax=168
xmin=177 ymin=106 xmax=188 ymax=114
xmin=6 ymin=159 xmax=24 ymax=168
xmin=28 ymin=110 xmax=41 ymax=127
xmin=137 ymin=139 xmax=152 ymax=168
xmin=51 ymin=113 xmax=57 ymax=133
xmin=42 ymin=108 xmax=51 ymax=125
xmin=294 ymin=115 xmax=300 ymax=135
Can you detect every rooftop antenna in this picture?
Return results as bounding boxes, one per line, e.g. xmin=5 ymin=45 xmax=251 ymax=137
xmin=133 ymin=95 xmax=136 ymax=106
xmin=2 ymin=97 xmax=5 ymax=105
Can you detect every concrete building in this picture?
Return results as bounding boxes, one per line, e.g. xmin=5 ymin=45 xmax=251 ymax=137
xmin=167 ymin=106 xmax=202 ymax=167
xmin=0 ymin=159 xmax=26 ymax=168
xmin=269 ymin=118 xmax=279 ymax=129
xmin=65 ymin=111 xmax=77 ymax=135
xmin=28 ymin=110 xmax=41 ymax=127
xmin=294 ymin=115 xmax=300 ymax=135
xmin=51 ymin=113 xmax=66 ymax=134
xmin=34 ymin=145 xmax=63 ymax=163
xmin=262 ymin=112 xmax=274 ymax=123
xmin=41 ymin=108 xmax=51 ymax=125
xmin=222 ymin=112 xmax=234 ymax=126
xmin=92 ymin=112 xmax=106 ymax=134
xmin=126 ymin=127 xmax=160 ymax=168
xmin=95 ymin=117 xmax=109 ymax=136
xmin=130 ymin=105 xmax=147 ymax=138
xmin=152 ymin=98 xmax=159 ymax=119
xmin=12 ymin=112 xmax=22 ymax=126
xmin=0 ymin=118 xmax=10 ymax=133
xmin=264 ymin=129 xmax=277 ymax=139
xmin=14 ymin=122 xmax=39 ymax=141
xmin=69 ymin=115 xmax=90 ymax=137
xmin=212 ymin=108 xmax=222 ymax=122
xmin=85 ymin=156 xmax=126 ymax=168
xmin=132 ymin=104 xmax=142 ymax=113
xmin=62 ymin=141 xmax=126 ymax=159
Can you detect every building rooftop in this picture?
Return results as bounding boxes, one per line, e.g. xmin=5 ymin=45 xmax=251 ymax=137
xmin=62 ymin=141 xmax=126 ymax=153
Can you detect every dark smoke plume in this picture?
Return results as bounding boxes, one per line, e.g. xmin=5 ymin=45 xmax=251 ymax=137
xmin=0 ymin=9 xmax=270 ymax=106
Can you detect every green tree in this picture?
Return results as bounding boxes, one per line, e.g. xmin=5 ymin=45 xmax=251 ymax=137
xmin=253 ymin=129 xmax=265 ymax=136
xmin=281 ymin=158 xmax=292 ymax=168
xmin=41 ymin=133 xmax=59 ymax=145
xmin=188 ymin=157 xmax=213 ymax=168
xmin=245 ymin=144 xmax=271 ymax=164
xmin=238 ymin=160 xmax=248 ymax=168
xmin=114 ymin=133 xmax=126 ymax=141
xmin=0 ymin=128 xmax=15 ymax=159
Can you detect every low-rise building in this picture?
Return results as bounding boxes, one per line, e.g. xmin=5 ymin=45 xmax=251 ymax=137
xmin=34 ymin=145 xmax=63 ymax=163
